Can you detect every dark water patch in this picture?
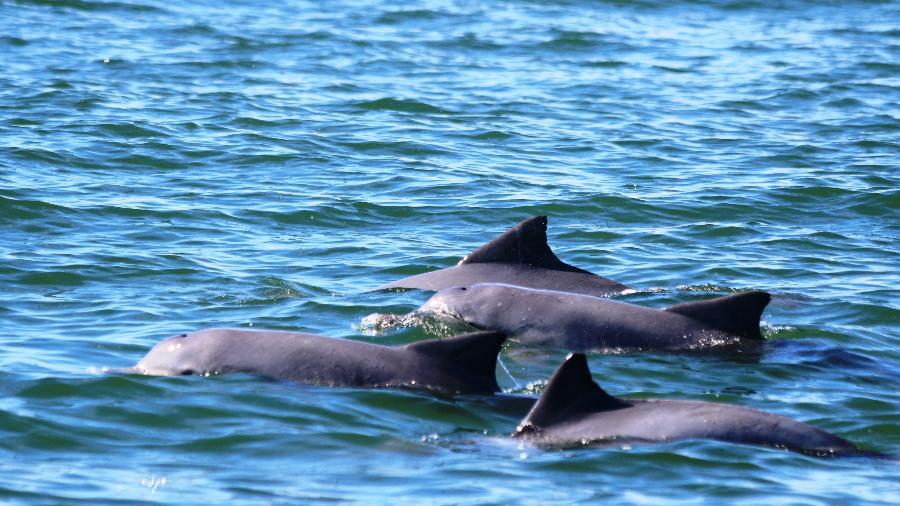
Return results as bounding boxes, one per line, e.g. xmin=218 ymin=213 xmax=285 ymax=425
xmin=18 ymin=0 xmax=164 ymax=13
xmin=428 ymin=33 xmax=505 ymax=51
xmin=613 ymin=138 xmax=663 ymax=148
xmin=107 ymin=154 xmax=187 ymax=169
xmin=347 ymin=390 xmax=492 ymax=427
xmin=800 ymin=347 xmax=881 ymax=370
xmin=652 ymin=64 xmax=693 ymax=74
xmin=336 ymin=140 xmax=450 ymax=156
xmin=225 ymin=30 xmax=339 ymax=51
xmin=224 ymin=152 xmax=307 ymax=165
xmin=536 ymin=29 xmax=631 ymax=52
xmin=0 ymin=486 xmax=72 ymax=504
xmin=682 ymin=223 xmax=760 ymax=239
xmin=47 ymin=79 xmax=73 ymax=90
xmin=843 ymin=397 xmax=897 ymax=414
xmin=7 ymin=147 xmax=71 ymax=164
xmin=764 ymin=185 xmax=856 ymax=204
xmin=852 ymin=139 xmax=900 ymax=150
xmin=323 ymin=431 xmax=403 ymax=448
xmin=859 ymin=61 xmax=900 ymax=73
xmin=0 ymin=196 xmax=80 ymax=222
xmin=80 ymin=204 xmax=225 ymax=222
xmin=7 ymin=117 xmax=42 ymax=126
xmin=18 ymin=429 xmax=88 ymax=451
xmin=377 ymin=9 xmax=444 ymax=24
xmin=584 ymin=59 xmax=628 ymax=68
xmin=237 ymin=207 xmax=390 ymax=230
xmin=166 ymin=59 xmax=263 ymax=70
xmin=176 ymin=148 xmax=223 ymax=160
xmin=17 ymin=271 xmax=87 ymax=287
xmin=166 ymin=22 xmax=220 ymax=37
xmin=0 ymin=36 xmax=28 ymax=46
xmin=172 ymin=433 xmax=274 ymax=453
xmin=465 ymin=130 xmax=514 ymax=141
xmin=74 ymin=96 xmax=103 ymax=110
xmin=838 ymin=117 xmax=900 ymax=132
xmin=847 ymin=189 xmax=899 ymax=216
xmin=231 ymin=116 xmax=303 ymax=128
xmin=96 ymin=123 xmax=166 ymax=139
xmin=353 ymin=98 xmax=455 ymax=115
xmin=823 ymin=97 xmax=865 ymax=108
xmin=715 ymin=99 xmax=774 ymax=112
xmin=833 ymin=302 xmax=900 ymax=327
xmin=761 ymin=88 xmax=822 ymax=103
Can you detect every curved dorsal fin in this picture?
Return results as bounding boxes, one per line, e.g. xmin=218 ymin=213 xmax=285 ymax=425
xmin=406 ymin=331 xmax=507 ymax=393
xmin=516 ymin=354 xmax=628 ymax=433
xmin=460 ymin=216 xmax=591 ymax=274
xmin=664 ymin=291 xmax=771 ymax=339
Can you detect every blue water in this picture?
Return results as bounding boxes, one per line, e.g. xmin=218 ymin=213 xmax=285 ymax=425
xmin=1 ymin=0 xmax=898 ymax=503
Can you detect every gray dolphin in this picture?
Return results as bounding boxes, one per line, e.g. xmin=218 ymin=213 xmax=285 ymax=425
xmin=419 ymin=283 xmax=771 ymax=351
xmin=514 ymin=354 xmax=872 ymax=457
xmin=126 ymin=329 xmax=507 ymax=395
xmin=375 ymin=216 xmax=629 ymax=296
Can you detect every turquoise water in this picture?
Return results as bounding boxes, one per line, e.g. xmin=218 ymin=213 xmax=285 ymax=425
xmin=2 ymin=0 xmax=899 ymax=503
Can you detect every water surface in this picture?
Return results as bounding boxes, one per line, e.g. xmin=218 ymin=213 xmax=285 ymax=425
xmin=1 ymin=0 xmax=898 ymax=503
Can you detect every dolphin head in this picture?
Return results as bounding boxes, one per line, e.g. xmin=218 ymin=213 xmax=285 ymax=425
xmin=133 ymin=333 xmax=201 ymax=376
xmin=419 ymin=283 xmax=519 ymax=330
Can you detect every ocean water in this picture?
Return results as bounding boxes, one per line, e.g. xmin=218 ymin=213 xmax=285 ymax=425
xmin=1 ymin=0 xmax=898 ymax=503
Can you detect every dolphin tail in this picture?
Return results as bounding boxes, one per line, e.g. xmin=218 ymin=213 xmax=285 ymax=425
xmin=406 ymin=331 xmax=507 ymax=393
xmin=514 ymin=353 xmax=628 ymax=436
xmin=664 ymin=291 xmax=771 ymax=339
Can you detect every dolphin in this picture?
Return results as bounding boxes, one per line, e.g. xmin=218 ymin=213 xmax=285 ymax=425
xmin=418 ymin=283 xmax=771 ymax=351
xmin=125 ymin=328 xmax=507 ymax=395
xmin=375 ymin=216 xmax=629 ymax=296
xmin=513 ymin=354 xmax=872 ymax=457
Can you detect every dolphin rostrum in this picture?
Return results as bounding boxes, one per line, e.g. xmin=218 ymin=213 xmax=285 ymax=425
xmin=514 ymin=354 xmax=873 ymax=457
xmin=126 ymin=328 xmax=507 ymax=395
xmin=375 ymin=216 xmax=629 ymax=296
xmin=419 ymin=283 xmax=771 ymax=351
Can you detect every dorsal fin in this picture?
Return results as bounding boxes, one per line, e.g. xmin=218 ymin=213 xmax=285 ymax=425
xmin=406 ymin=331 xmax=507 ymax=393
xmin=460 ymin=216 xmax=591 ymax=274
xmin=516 ymin=354 xmax=628 ymax=433
xmin=665 ymin=291 xmax=771 ymax=339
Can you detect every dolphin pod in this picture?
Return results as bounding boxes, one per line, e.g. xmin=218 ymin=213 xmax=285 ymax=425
xmin=514 ymin=354 xmax=873 ymax=457
xmin=376 ymin=215 xmax=630 ymax=297
xmin=128 ymin=328 xmax=506 ymax=395
xmin=419 ymin=283 xmax=771 ymax=351
xmin=123 ymin=216 xmax=881 ymax=457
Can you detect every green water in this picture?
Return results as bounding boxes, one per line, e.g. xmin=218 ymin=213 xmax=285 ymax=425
xmin=1 ymin=0 xmax=898 ymax=503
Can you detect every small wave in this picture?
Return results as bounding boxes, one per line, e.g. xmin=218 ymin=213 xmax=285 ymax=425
xmin=22 ymin=0 xmax=165 ymax=13
xmin=336 ymin=140 xmax=451 ymax=156
xmin=352 ymin=98 xmax=455 ymax=115
xmin=357 ymin=311 xmax=469 ymax=337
